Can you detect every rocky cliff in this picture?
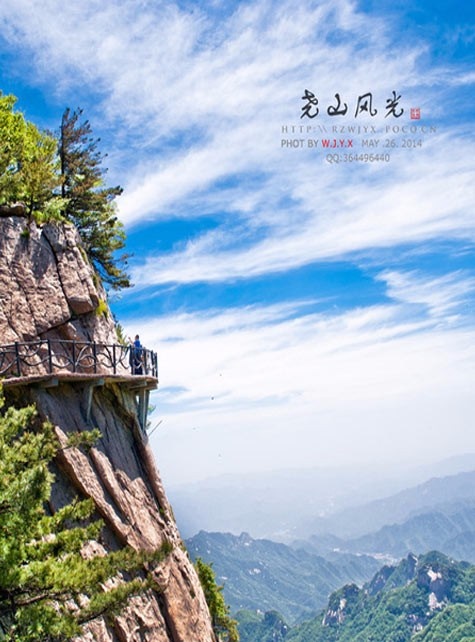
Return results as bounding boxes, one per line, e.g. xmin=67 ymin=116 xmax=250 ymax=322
xmin=0 ymin=216 xmax=216 ymax=642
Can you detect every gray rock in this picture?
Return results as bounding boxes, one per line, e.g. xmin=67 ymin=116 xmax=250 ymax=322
xmin=1 ymin=217 xmax=215 ymax=642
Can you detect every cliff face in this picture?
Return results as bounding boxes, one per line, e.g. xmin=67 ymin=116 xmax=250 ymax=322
xmin=0 ymin=216 xmax=216 ymax=642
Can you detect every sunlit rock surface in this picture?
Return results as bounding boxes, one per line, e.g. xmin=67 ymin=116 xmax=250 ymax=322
xmin=1 ymin=217 xmax=216 ymax=642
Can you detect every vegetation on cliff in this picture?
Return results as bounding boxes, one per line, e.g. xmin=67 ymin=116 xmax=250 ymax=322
xmin=58 ymin=107 xmax=129 ymax=289
xmin=0 ymin=391 xmax=171 ymax=642
xmin=0 ymin=91 xmax=129 ymax=290
xmin=0 ymin=94 xmax=61 ymax=221
xmin=236 ymin=610 xmax=288 ymax=642
xmin=195 ymin=558 xmax=240 ymax=642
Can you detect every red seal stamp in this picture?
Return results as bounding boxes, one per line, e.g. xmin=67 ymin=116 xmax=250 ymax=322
xmin=410 ymin=108 xmax=421 ymax=120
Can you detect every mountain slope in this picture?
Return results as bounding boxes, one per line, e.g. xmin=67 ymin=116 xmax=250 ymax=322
xmin=186 ymin=530 xmax=380 ymax=624
xmin=348 ymin=504 xmax=475 ymax=561
xmin=0 ymin=217 xmax=215 ymax=642
xmin=286 ymin=551 xmax=475 ymax=642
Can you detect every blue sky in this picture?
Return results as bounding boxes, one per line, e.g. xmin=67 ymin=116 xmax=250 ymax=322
xmin=1 ymin=0 xmax=474 ymax=485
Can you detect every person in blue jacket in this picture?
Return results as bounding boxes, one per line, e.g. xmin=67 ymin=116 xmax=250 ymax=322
xmin=129 ymin=334 xmax=143 ymax=374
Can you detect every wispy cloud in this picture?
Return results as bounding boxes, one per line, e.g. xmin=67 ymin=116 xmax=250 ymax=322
xmin=379 ymin=270 xmax=475 ymax=318
xmin=1 ymin=0 xmax=473 ymax=482
xmin=128 ymin=134 xmax=475 ymax=286
xmin=133 ymin=269 xmax=474 ymax=412
xmin=127 ymin=271 xmax=475 ymax=481
xmin=0 ymin=0 xmax=445 ymax=219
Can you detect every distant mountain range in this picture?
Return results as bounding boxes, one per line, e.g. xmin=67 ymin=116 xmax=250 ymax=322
xmin=292 ymin=468 xmax=475 ymax=562
xmin=185 ymin=531 xmax=381 ymax=624
xmin=236 ymin=552 xmax=475 ymax=642
xmin=169 ymin=456 xmax=475 ymax=540
xmin=298 ymin=469 xmax=475 ymax=539
xmin=184 ymin=467 xmax=475 ymax=637
xmin=299 ymin=502 xmax=475 ymax=562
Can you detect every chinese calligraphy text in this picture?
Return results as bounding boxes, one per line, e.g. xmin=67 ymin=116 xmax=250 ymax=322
xmin=301 ymin=90 xmax=405 ymax=119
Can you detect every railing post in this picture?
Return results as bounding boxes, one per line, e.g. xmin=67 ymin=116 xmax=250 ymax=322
xmin=112 ymin=344 xmax=117 ymax=374
xmin=14 ymin=342 xmax=21 ymax=377
xmin=72 ymin=341 xmax=76 ymax=373
xmin=92 ymin=342 xmax=97 ymax=374
xmin=47 ymin=339 xmax=53 ymax=374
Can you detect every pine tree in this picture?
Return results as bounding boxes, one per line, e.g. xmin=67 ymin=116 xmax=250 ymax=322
xmin=0 ymin=94 xmax=131 ymax=287
xmin=59 ymin=108 xmax=130 ymax=290
xmin=0 ymin=391 xmax=170 ymax=641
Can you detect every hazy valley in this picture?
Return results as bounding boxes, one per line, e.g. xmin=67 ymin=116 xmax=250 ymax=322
xmin=178 ymin=457 xmax=475 ymax=641
xmin=170 ymin=454 xmax=475 ymax=541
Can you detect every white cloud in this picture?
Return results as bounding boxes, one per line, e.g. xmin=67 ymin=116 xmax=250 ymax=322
xmin=3 ymin=0 xmax=472 ymax=281
xmin=126 ymin=273 xmax=475 ymax=482
xmin=1 ymin=0 xmax=473 ymax=485
xmin=379 ymin=270 xmax=475 ymax=318
xmin=0 ymin=0 xmax=443 ymax=223
xmin=128 ymin=133 xmax=475 ymax=286
xmin=139 ymin=302 xmax=471 ymax=413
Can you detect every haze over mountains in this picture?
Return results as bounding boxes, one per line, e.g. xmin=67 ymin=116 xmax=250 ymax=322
xmin=300 ymin=469 xmax=475 ymax=540
xmin=182 ymin=457 xmax=475 ymax=638
xmin=296 ymin=500 xmax=475 ymax=563
xmin=185 ymin=495 xmax=475 ymax=623
xmin=169 ymin=454 xmax=475 ymax=540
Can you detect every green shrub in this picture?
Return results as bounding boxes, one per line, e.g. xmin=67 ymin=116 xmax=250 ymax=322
xmin=195 ymin=558 xmax=240 ymax=642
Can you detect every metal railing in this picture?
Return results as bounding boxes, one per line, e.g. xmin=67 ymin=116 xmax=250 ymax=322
xmin=0 ymin=339 xmax=158 ymax=380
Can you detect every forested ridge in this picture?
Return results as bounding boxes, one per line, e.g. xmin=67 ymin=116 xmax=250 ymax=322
xmin=236 ymin=551 xmax=475 ymax=642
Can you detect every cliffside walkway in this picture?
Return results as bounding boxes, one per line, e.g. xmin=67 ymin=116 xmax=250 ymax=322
xmin=0 ymin=339 xmax=158 ymax=434
xmin=0 ymin=339 xmax=158 ymax=381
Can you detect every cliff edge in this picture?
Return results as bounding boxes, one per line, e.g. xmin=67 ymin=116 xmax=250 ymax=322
xmin=0 ymin=216 xmax=216 ymax=642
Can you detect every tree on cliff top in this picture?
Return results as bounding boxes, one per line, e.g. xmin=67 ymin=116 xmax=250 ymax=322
xmin=0 ymin=93 xmax=62 ymax=219
xmin=59 ymin=108 xmax=130 ymax=290
xmin=0 ymin=92 xmax=130 ymax=291
xmin=0 ymin=392 xmax=170 ymax=642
